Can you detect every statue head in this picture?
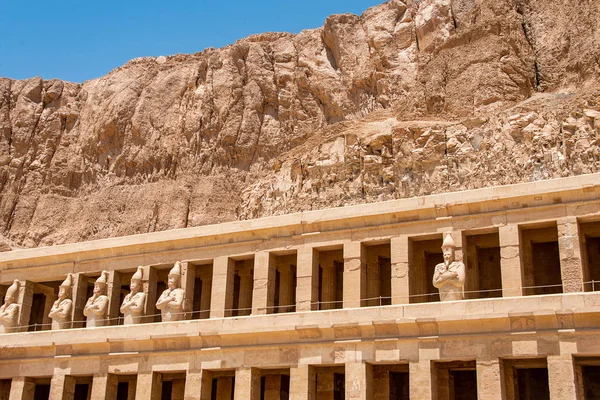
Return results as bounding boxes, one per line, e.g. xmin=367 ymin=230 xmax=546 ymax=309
xmin=130 ymin=266 xmax=144 ymax=294
xmin=4 ymin=279 xmax=19 ymax=306
xmin=441 ymin=232 xmax=456 ymax=265
xmin=167 ymin=261 xmax=182 ymax=290
xmin=93 ymin=271 xmax=108 ymax=296
xmin=58 ymin=274 xmax=73 ymax=300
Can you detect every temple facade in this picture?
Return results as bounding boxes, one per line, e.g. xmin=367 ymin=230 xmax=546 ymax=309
xmin=1 ymin=173 xmax=600 ymax=400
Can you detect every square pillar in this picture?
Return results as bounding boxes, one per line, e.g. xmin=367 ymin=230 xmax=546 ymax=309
xmin=184 ymin=370 xmax=206 ymax=400
xmin=391 ymin=236 xmax=410 ymax=305
xmin=253 ymin=251 xmax=276 ymax=315
xmin=49 ymin=373 xmax=75 ymax=400
xmin=144 ymin=266 xmax=158 ymax=323
xmin=234 ymin=368 xmax=260 ymax=400
xmin=107 ymin=271 xmax=122 ymax=326
xmin=344 ymin=241 xmax=366 ymax=308
xmin=210 ymin=256 xmax=234 ymax=318
xmin=72 ymin=273 xmax=89 ymax=328
xmin=9 ymin=377 xmax=35 ymax=400
xmin=410 ymin=361 xmax=433 ymax=400
xmin=498 ymin=224 xmax=524 ymax=297
xmin=346 ymin=363 xmax=372 ymax=400
xmin=181 ymin=262 xmax=196 ymax=319
xmin=547 ymin=355 xmax=577 ymax=400
xmin=476 ymin=360 xmax=504 ymax=400
xmin=17 ymin=281 xmax=34 ymax=332
xmin=296 ymin=248 xmax=318 ymax=312
xmin=135 ymin=372 xmax=160 ymax=400
xmin=290 ymin=365 xmax=315 ymax=400
xmin=90 ymin=373 xmax=118 ymax=400
xmin=558 ymin=217 xmax=585 ymax=293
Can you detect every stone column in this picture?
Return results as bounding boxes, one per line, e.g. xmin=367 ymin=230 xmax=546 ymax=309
xmin=410 ymin=361 xmax=433 ymax=400
xmin=181 ymin=262 xmax=195 ymax=319
xmin=296 ymin=248 xmax=318 ymax=312
xmin=498 ymin=224 xmax=524 ymax=297
xmin=184 ymin=370 xmax=204 ymax=400
xmin=346 ymin=362 xmax=372 ymax=400
xmin=547 ymin=355 xmax=577 ymax=400
xmin=234 ymin=368 xmax=260 ymax=400
xmin=344 ymin=241 xmax=366 ymax=308
xmin=263 ymin=374 xmax=282 ymax=400
xmin=49 ymin=373 xmax=75 ymax=400
xmin=135 ymin=372 xmax=160 ymax=400
xmin=216 ymin=377 xmax=233 ymax=400
xmin=290 ymin=365 xmax=315 ymax=400
xmin=90 ymin=373 xmax=118 ymax=400
xmin=8 ymin=377 xmax=35 ymax=400
xmin=252 ymin=251 xmax=276 ymax=315
xmin=476 ymin=360 xmax=504 ymax=400
xmin=557 ymin=217 xmax=585 ymax=293
xmin=72 ymin=273 xmax=89 ymax=328
xmin=107 ymin=271 xmax=121 ymax=326
xmin=210 ymin=257 xmax=234 ymax=318
xmin=144 ymin=266 xmax=158 ymax=323
xmin=16 ymin=281 xmax=34 ymax=332
xmin=391 ymin=236 xmax=410 ymax=305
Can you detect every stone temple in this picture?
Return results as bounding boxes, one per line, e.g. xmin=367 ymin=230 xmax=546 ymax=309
xmin=0 ymin=173 xmax=599 ymax=399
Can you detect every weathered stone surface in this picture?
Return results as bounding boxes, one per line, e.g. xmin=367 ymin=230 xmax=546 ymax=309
xmin=0 ymin=0 xmax=598 ymax=250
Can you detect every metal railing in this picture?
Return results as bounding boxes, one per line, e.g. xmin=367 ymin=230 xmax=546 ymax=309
xmin=8 ymin=280 xmax=600 ymax=333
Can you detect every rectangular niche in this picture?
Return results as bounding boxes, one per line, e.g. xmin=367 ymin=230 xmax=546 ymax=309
xmin=364 ymin=241 xmax=392 ymax=307
xmin=313 ymin=366 xmax=345 ymax=400
xmin=315 ymin=247 xmax=344 ymax=310
xmin=503 ymin=358 xmax=549 ymax=400
xmin=205 ymin=370 xmax=236 ymax=400
xmin=580 ymin=220 xmax=600 ymax=291
xmin=434 ymin=361 xmax=477 ymax=400
xmin=231 ymin=257 xmax=254 ymax=317
xmin=114 ymin=374 xmax=137 ymax=400
xmin=259 ymin=368 xmax=290 ymax=399
xmin=464 ymin=231 xmax=502 ymax=299
xmin=272 ymin=252 xmax=297 ymax=314
xmin=409 ymin=235 xmax=443 ymax=303
xmin=372 ymin=364 xmax=409 ymax=400
xmin=520 ymin=224 xmax=562 ymax=296
xmin=190 ymin=261 xmax=213 ymax=320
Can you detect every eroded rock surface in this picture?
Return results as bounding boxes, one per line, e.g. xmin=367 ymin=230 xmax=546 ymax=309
xmin=0 ymin=0 xmax=598 ymax=249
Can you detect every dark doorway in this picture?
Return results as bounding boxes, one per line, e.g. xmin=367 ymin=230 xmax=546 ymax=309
xmin=450 ymin=370 xmax=477 ymax=400
xmin=73 ymin=383 xmax=90 ymax=400
xmin=33 ymin=383 xmax=50 ymax=400
xmin=389 ymin=371 xmax=409 ymax=400
xmin=515 ymin=368 xmax=550 ymax=400
xmin=28 ymin=293 xmax=47 ymax=332
xmin=582 ymin=365 xmax=600 ymax=399
xmin=116 ymin=382 xmax=129 ymax=400
xmin=333 ymin=373 xmax=345 ymax=400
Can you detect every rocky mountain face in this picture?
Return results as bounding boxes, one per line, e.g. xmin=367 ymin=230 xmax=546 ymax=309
xmin=0 ymin=0 xmax=598 ymax=250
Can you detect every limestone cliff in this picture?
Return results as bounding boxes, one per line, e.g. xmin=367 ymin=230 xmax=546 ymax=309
xmin=0 ymin=0 xmax=598 ymax=249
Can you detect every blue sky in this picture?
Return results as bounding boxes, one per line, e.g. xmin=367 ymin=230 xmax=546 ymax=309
xmin=0 ymin=0 xmax=383 ymax=83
